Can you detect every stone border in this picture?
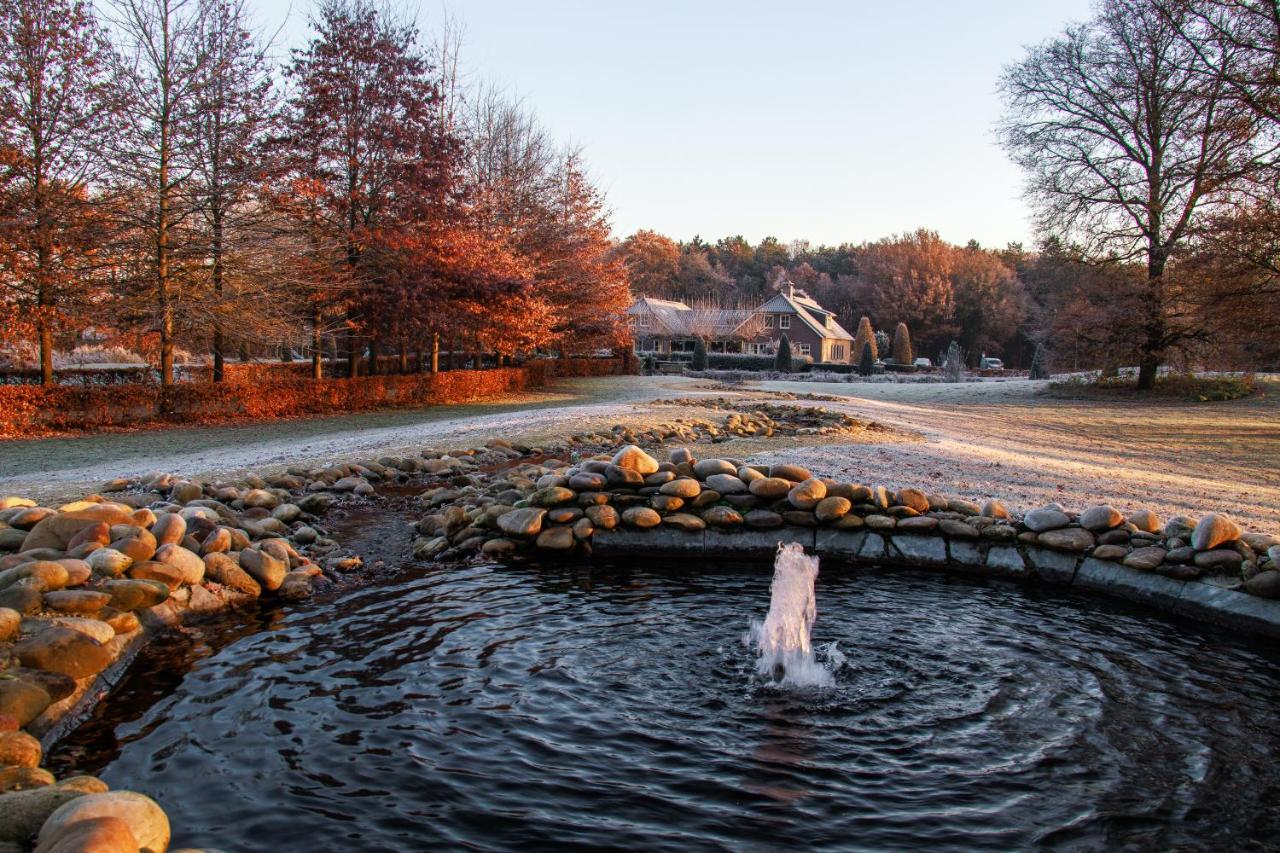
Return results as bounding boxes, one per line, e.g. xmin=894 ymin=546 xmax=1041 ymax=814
xmin=591 ymin=526 xmax=1280 ymax=638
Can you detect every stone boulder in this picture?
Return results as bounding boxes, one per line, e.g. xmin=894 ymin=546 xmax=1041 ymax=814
xmin=34 ymin=815 xmax=139 ymax=853
xmin=12 ymin=626 xmax=113 ymax=679
xmin=0 ymin=777 xmax=106 ymax=845
xmin=153 ymin=544 xmax=205 ymax=585
xmin=37 ymin=791 xmax=170 ymax=853
xmin=202 ymin=554 xmax=261 ymax=598
xmin=769 ymin=463 xmax=812 ymax=483
xmin=701 ymin=506 xmax=744 ymax=527
xmin=814 ymin=497 xmax=852 ymax=522
xmin=1079 ymin=505 xmax=1124 ymax=532
xmin=693 ymin=459 xmax=737 ymax=479
xmin=663 ymin=513 xmax=706 ymax=532
xmin=1191 ymin=513 xmax=1241 ymax=551
xmin=704 ymin=474 xmax=747 ymax=495
xmin=102 ymin=579 xmax=169 ymax=611
xmin=0 ymin=680 xmax=51 ymax=727
xmin=893 ymin=488 xmax=930 ymax=513
xmin=86 ymin=549 xmax=132 ymax=578
xmin=497 ymin=508 xmax=546 ymax=538
xmin=787 ymin=479 xmax=827 ymax=511
xmin=1123 ymin=546 xmax=1167 ymax=571
xmin=659 ymin=478 xmax=701 ymax=499
xmin=611 ymin=445 xmax=659 ymax=475
xmin=535 ymin=527 xmax=575 ymax=550
xmin=621 ymin=507 xmax=661 ymax=529
xmin=1023 ymin=507 xmax=1070 ymax=532
xmin=239 ymin=549 xmax=287 ymax=592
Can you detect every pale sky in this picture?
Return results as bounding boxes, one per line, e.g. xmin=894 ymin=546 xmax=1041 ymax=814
xmin=251 ymin=0 xmax=1096 ymax=249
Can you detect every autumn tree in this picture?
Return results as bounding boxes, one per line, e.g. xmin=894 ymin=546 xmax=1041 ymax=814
xmin=854 ymin=230 xmax=957 ymax=351
xmin=282 ymin=0 xmax=454 ymax=376
xmin=617 ymin=229 xmax=679 ymax=298
xmin=0 ymin=0 xmax=119 ymax=384
xmin=951 ymin=245 xmax=1026 ymax=358
xmin=999 ymin=0 xmax=1273 ymax=388
xmin=190 ymin=0 xmax=277 ymax=381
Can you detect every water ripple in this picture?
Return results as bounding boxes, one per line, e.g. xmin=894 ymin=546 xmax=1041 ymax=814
xmin=48 ymin=563 xmax=1280 ymax=852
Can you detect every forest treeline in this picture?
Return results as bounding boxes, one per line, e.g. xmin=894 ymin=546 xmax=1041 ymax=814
xmin=0 ymin=0 xmax=631 ymax=386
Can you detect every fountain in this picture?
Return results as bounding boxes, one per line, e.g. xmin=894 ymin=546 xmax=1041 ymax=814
xmin=749 ymin=542 xmax=837 ymax=687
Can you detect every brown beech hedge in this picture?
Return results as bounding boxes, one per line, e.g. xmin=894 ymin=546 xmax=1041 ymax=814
xmin=0 ymin=358 xmax=625 ymax=438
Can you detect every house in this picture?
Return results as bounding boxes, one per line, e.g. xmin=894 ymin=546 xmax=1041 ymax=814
xmin=627 ymin=284 xmax=855 ymax=364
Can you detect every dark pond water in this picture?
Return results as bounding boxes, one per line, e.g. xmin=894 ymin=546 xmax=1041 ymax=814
xmin=49 ymin=562 xmax=1280 ymax=851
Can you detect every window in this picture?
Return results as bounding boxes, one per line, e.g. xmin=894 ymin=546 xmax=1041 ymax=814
xmin=796 ymin=343 xmax=811 ymax=355
xmin=832 ymin=344 xmax=844 ymax=360
xmin=779 ymin=315 xmax=791 ymax=329
xmin=638 ymin=313 xmax=649 ymax=327
xmin=764 ymin=314 xmax=774 ymax=328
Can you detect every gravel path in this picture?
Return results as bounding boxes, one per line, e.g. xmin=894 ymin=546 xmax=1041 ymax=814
xmin=3 ymin=374 xmax=1276 ymax=531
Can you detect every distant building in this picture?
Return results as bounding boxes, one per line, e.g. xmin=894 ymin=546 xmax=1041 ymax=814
xmin=626 ymin=283 xmax=854 ymax=364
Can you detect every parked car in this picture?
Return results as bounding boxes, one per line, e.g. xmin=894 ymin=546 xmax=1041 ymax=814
xmin=913 ymin=357 xmax=933 ymax=368
xmin=979 ymin=357 xmax=1004 ymax=370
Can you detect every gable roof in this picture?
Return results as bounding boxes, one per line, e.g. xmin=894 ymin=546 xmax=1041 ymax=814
xmin=628 ymin=288 xmax=852 ymax=342
xmin=758 ymin=288 xmax=854 ymax=341
xmin=627 ymin=297 xmax=751 ymax=337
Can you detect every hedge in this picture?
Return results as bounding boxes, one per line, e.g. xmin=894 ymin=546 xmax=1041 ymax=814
xmin=706 ymin=353 xmax=814 ymax=371
xmin=0 ymin=357 xmax=624 ymax=438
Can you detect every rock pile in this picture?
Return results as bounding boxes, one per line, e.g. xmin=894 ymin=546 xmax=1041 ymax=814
xmin=566 ymin=401 xmax=885 ymax=448
xmin=416 ymin=444 xmax=1280 ymax=601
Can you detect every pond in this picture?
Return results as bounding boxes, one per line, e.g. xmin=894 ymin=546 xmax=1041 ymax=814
xmin=49 ymin=561 xmax=1280 ymax=851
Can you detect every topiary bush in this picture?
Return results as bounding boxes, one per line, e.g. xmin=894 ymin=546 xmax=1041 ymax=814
xmin=691 ymin=338 xmax=708 ymax=370
xmin=858 ymin=342 xmax=875 ymax=376
xmin=775 ymin=334 xmax=794 ymax=373
xmin=892 ymin=322 xmax=913 ymax=365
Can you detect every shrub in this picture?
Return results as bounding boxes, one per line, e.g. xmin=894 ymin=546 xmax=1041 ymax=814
xmin=892 ymin=322 xmax=913 ymax=365
xmin=0 ymin=362 xmax=615 ymax=438
xmin=942 ymin=341 xmax=964 ymax=382
xmin=707 ymin=352 xmax=812 ymax=371
xmin=775 ymin=334 xmax=793 ymax=372
xmin=853 ymin=316 xmax=877 ymax=362
xmin=691 ymin=338 xmax=708 ymax=370
xmin=874 ymin=329 xmax=890 ymax=355
xmin=858 ymin=342 xmax=875 ymax=376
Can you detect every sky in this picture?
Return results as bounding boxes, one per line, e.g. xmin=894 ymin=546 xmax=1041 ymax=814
xmin=251 ymin=0 xmax=1096 ymax=249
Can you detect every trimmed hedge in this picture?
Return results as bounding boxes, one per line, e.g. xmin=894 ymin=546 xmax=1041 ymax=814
xmin=0 ymin=358 xmax=623 ymax=438
xmin=706 ymin=353 xmax=813 ymax=371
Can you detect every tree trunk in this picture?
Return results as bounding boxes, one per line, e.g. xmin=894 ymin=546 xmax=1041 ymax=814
xmin=211 ymin=207 xmax=224 ymax=382
xmin=311 ymin=308 xmax=322 ymax=380
xmin=38 ymin=315 xmax=54 ymax=387
xmin=398 ymin=340 xmax=408 ymax=374
xmin=346 ymin=326 xmax=359 ymax=378
xmin=430 ymin=333 xmax=439 ymax=373
xmin=1137 ymin=248 xmax=1168 ymax=391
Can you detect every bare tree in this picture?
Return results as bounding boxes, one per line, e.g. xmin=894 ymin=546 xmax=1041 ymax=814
xmin=187 ymin=0 xmax=281 ymax=380
xmin=109 ymin=0 xmax=212 ymax=386
xmin=999 ymin=0 xmax=1273 ymax=388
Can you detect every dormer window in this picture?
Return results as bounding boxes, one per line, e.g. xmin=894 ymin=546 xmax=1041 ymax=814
xmin=638 ymin=313 xmax=650 ymax=327
xmin=779 ymin=315 xmax=790 ymax=329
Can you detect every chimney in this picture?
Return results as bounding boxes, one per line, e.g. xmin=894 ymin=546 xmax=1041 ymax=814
xmin=786 ymin=282 xmax=794 ymax=298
